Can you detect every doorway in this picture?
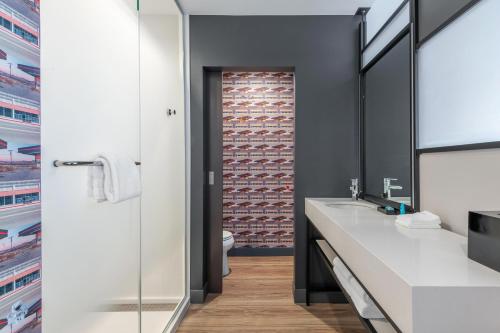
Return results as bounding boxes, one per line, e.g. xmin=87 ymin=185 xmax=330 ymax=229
xmin=204 ymin=68 xmax=296 ymax=294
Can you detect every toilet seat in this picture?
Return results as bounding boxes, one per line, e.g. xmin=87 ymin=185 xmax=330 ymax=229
xmin=222 ymin=230 xmax=235 ymax=277
xmin=223 ymin=230 xmax=233 ymax=241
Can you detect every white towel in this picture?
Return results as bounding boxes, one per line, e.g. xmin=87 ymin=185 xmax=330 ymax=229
xmin=333 ymin=265 xmax=384 ymax=319
xmin=349 ymin=275 xmax=372 ymax=304
xmin=333 ymin=257 xmax=371 ymax=304
xmin=333 ymin=257 xmax=351 ymax=282
xmin=88 ymin=154 xmax=141 ymax=203
xmin=88 ymin=161 xmax=106 ymax=202
xmin=370 ymin=319 xmax=397 ymax=333
xmin=396 ymin=211 xmax=441 ymax=229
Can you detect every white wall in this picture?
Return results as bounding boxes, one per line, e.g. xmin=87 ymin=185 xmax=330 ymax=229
xmin=139 ymin=13 xmax=185 ymax=305
xmin=420 ymin=149 xmax=500 ymax=236
xmin=41 ymin=1 xmax=140 ymax=332
xmin=418 ymin=0 xmax=500 ymax=149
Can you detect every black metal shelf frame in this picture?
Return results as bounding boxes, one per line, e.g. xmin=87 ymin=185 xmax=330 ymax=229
xmin=306 ymin=221 xmax=402 ymax=333
xmin=417 ymin=141 xmax=500 ymax=155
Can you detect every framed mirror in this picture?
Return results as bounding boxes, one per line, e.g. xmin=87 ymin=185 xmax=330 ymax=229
xmin=360 ymin=31 xmax=416 ymax=211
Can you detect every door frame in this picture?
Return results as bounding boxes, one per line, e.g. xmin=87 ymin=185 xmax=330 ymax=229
xmin=202 ymin=66 xmax=296 ymax=295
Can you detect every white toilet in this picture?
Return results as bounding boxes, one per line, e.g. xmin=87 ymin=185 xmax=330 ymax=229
xmin=222 ymin=230 xmax=235 ymax=276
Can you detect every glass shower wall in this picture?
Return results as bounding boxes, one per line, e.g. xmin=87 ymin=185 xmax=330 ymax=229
xmin=40 ymin=0 xmax=186 ymax=331
xmin=41 ymin=0 xmax=141 ymax=332
xmin=139 ymin=1 xmax=187 ymax=332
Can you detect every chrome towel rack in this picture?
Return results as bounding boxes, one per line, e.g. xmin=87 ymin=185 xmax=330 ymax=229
xmin=53 ymin=160 xmax=141 ymax=167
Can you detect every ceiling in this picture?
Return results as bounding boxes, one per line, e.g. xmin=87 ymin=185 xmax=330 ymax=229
xmin=176 ymin=0 xmax=374 ymax=15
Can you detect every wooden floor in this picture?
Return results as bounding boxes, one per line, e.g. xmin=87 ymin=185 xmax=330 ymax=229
xmin=177 ymin=256 xmax=365 ymax=332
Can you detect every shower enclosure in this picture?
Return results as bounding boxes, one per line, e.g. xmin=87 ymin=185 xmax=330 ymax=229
xmin=40 ymin=0 xmax=188 ymax=332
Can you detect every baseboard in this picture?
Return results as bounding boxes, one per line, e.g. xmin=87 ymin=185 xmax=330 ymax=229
xmin=140 ymin=296 xmax=183 ymax=304
xmin=166 ymin=296 xmax=190 ymax=333
xmin=294 ymin=288 xmax=308 ymax=304
xmin=189 ymin=282 xmax=207 ymax=304
xmin=310 ymin=291 xmax=347 ymax=303
xmin=294 ymin=288 xmax=347 ymax=304
xmin=228 ymin=247 xmax=294 ymax=256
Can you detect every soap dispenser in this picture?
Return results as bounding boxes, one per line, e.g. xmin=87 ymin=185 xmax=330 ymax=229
xmin=399 ymin=202 xmax=406 ymax=215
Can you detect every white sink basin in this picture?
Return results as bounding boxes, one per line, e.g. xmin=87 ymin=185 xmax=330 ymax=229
xmin=326 ymin=201 xmax=375 ymax=210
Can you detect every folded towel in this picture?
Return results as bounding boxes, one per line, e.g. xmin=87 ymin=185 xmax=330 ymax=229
xmin=396 ymin=222 xmax=441 ymax=229
xmin=333 ymin=257 xmax=372 ymax=305
xmin=349 ymin=274 xmax=372 ymax=304
xmin=370 ymin=319 xmax=397 ymax=333
xmin=88 ymin=154 xmax=141 ymax=203
xmin=333 ymin=257 xmax=352 ymax=282
xmin=88 ymin=162 xmax=106 ymax=202
xmin=333 ymin=266 xmax=384 ymax=319
xmin=396 ymin=211 xmax=441 ymax=229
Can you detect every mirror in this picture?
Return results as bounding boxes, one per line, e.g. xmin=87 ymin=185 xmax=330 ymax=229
xmin=362 ymin=33 xmax=412 ymax=207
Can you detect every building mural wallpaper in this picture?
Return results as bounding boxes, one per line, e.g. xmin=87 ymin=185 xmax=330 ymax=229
xmin=222 ymin=71 xmax=295 ymax=249
xmin=0 ymin=0 xmax=42 ymax=332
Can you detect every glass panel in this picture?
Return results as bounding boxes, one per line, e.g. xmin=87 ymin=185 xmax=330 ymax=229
xmin=362 ymin=2 xmax=410 ymax=68
xmin=40 ymin=0 xmax=141 ymax=332
xmin=139 ymin=1 xmax=186 ymax=332
xmin=418 ymin=0 xmax=500 ymax=149
xmin=365 ymin=0 xmax=406 ymax=43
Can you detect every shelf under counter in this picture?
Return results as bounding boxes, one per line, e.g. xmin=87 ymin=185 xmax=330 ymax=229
xmin=305 ymin=198 xmax=500 ymax=333
xmin=312 ymin=239 xmax=399 ymax=333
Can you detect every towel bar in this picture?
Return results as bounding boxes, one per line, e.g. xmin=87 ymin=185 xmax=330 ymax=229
xmin=53 ymin=160 xmax=141 ymax=167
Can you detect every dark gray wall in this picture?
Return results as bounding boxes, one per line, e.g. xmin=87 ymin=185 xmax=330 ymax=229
xmin=190 ymin=15 xmax=360 ymax=302
xmin=365 ymin=34 xmax=411 ymax=198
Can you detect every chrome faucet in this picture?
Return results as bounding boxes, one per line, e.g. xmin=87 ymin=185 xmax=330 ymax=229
xmin=350 ymin=178 xmax=359 ymax=201
xmin=383 ymin=178 xmax=402 ymax=200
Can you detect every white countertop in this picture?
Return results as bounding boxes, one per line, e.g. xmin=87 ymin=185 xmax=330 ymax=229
xmin=306 ymin=198 xmax=500 ymax=333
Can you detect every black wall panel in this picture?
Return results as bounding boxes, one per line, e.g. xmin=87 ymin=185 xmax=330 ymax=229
xmin=190 ymin=16 xmax=361 ymax=302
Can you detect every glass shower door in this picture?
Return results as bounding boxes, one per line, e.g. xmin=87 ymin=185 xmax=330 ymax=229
xmin=39 ymin=0 xmax=186 ymax=331
xmin=139 ymin=1 xmax=187 ymax=332
xmin=41 ymin=0 xmax=141 ymax=332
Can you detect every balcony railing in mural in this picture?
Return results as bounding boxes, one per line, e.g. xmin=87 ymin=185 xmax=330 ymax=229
xmin=0 ymin=75 xmax=40 ymax=107
xmin=0 ymin=257 xmax=41 ymax=300
xmin=0 ymin=91 xmax=39 ymax=110
xmin=0 ymin=91 xmax=40 ymax=126
xmin=0 ymin=256 xmax=39 ymax=279
xmin=0 ymin=180 xmax=40 ymax=210
xmin=0 ymin=1 xmax=39 ymax=47
xmin=0 ymin=180 xmax=40 ymax=191
xmin=0 ymin=237 xmax=39 ymax=257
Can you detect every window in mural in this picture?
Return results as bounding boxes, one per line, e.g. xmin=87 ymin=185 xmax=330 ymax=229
xmin=0 ymin=0 xmax=42 ymax=332
xmin=222 ymin=71 xmax=295 ymax=249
